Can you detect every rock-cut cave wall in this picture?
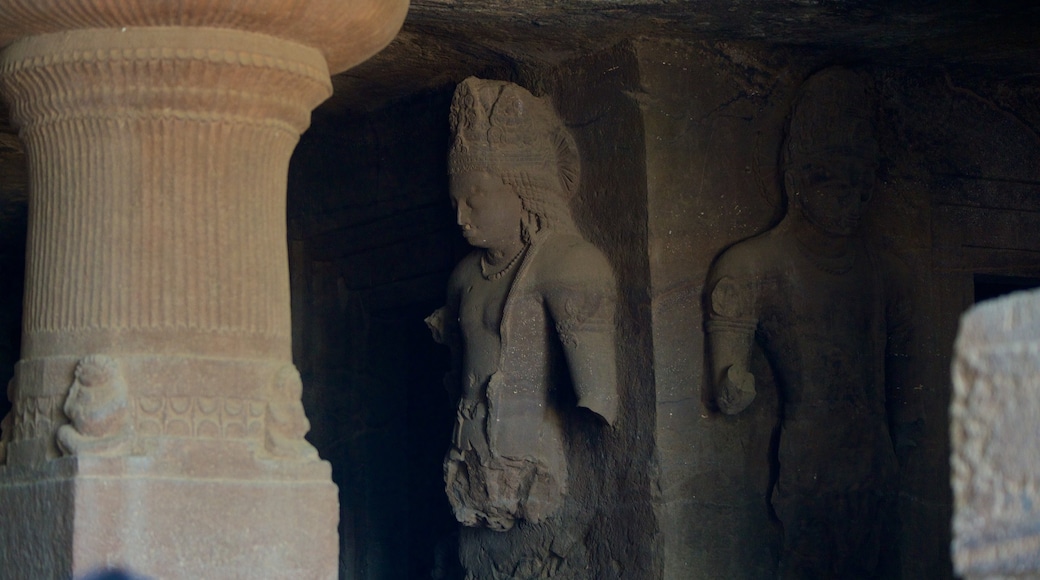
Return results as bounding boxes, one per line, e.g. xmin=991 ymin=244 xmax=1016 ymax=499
xmin=284 ymin=33 xmax=1040 ymax=579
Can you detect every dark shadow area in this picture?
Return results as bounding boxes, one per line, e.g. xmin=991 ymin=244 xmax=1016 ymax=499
xmin=974 ymin=274 xmax=1040 ymax=304
xmin=0 ymin=142 xmax=26 ymax=429
xmin=287 ymin=89 xmax=466 ymax=579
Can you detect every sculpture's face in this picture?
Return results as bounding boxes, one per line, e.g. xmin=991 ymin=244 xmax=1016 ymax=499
xmin=450 ymin=171 xmax=523 ymax=250
xmin=787 ymin=155 xmax=876 ymax=236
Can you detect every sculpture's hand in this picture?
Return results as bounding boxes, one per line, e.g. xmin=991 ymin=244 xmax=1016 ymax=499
xmin=425 ymin=306 xmax=450 ymax=344
xmin=717 ymin=365 xmax=756 ymax=415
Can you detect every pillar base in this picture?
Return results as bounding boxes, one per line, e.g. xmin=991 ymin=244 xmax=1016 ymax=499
xmin=0 ymin=451 xmax=338 ymax=579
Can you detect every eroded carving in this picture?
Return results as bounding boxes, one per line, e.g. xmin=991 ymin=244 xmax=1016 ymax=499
xmin=57 ymin=355 xmax=133 ymax=457
xmin=263 ymin=365 xmax=318 ymax=460
xmin=706 ymin=67 xmax=918 ymax=577
xmin=428 ymin=77 xmax=619 ymax=535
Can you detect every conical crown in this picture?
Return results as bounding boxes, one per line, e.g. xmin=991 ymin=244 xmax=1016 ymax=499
xmin=448 ymin=77 xmax=579 ymax=198
xmin=785 ymin=67 xmax=878 ymax=163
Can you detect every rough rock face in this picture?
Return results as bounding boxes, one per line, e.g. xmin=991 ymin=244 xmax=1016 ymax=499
xmin=952 ymin=290 xmax=1040 ymax=579
xmin=332 ymin=1 xmax=1040 ymax=114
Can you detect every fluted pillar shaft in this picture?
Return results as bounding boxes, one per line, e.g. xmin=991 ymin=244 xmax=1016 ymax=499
xmin=0 ymin=2 xmax=408 ymax=578
xmin=2 ymin=27 xmax=325 ymax=463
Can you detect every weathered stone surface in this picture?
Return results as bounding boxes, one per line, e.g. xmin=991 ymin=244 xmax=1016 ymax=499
xmin=705 ymin=66 xmax=915 ymax=578
xmin=951 ymin=289 xmax=1040 ymax=579
xmin=0 ymin=456 xmax=338 ymax=579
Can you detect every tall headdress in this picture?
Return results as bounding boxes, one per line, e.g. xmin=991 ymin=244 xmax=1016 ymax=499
xmin=783 ymin=67 xmax=878 ymax=166
xmin=448 ymin=77 xmax=581 ymax=201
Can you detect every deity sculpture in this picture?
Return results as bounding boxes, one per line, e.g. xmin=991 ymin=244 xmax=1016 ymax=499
xmin=427 ymin=77 xmax=619 ymax=543
xmin=706 ymin=67 xmax=918 ymax=577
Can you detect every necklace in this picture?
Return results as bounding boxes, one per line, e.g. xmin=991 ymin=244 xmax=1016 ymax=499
xmin=480 ymin=245 xmax=526 ymax=281
xmin=794 ymin=236 xmax=858 ymax=276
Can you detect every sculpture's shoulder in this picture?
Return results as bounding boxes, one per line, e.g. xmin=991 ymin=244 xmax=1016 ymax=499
xmin=710 ymin=228 xmax=788 ymax=282
xmin=706 ymin=229 xmax=791 ymax=325
xmin=447 ymin=250 xmax=482 ymax=297
xmin=528 ymin=233 xmax=614 ymax=288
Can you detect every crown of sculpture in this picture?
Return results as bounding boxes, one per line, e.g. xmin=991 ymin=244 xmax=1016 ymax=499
xmin=448 ymin=77 xmax=580 ymax=198
xmin=784 ymin=67 xmax=879 ymax=163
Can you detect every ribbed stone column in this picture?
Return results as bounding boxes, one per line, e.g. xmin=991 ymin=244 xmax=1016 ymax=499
xmin=0 ymin=2 xmax=407 ymax=578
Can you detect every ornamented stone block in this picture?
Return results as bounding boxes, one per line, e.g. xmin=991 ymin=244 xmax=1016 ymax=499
xmin=952 ymin=289 xmax=1040 ymax=579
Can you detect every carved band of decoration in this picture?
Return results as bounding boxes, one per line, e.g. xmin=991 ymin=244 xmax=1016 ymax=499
xmin=6 ymin=392 xmax=267 ymax=444
xmin=136 ymin=395 xmax=266 ymax=440
xmin=9 ymin=395 xmax=66 ymax=441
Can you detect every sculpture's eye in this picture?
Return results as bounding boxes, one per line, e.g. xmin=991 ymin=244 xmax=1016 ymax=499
xmin=803 ymin=165 xmax=835 ymax=186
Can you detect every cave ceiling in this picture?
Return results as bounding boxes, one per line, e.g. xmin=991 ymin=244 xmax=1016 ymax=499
xmin=0 ymin=1 xmax=1038 ymax=206
xmin=330 ymin=0 xmax=1040 ymax=113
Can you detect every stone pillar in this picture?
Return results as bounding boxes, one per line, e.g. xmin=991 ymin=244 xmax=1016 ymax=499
xmin=951 ymin=289 xmax=1040 ymax=579
xmin=0 ymin=2 xmax=407 ymax=578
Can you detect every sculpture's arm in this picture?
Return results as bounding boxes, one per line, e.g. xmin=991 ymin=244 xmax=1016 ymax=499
xmin=544 ymin=244 xmax=619 ymax=426
xmin=705 ymin=270 xmax=760 ymax=415
xmin=706 ymin=324 xmax=758 ymax=415
xmin=425 ymin=265 xmax=465 ymax=401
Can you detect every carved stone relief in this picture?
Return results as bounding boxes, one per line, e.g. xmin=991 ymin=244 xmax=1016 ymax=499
xmin=135 ymin=395 xmax=266 ymax=440
xmin=0 ymin=354 xmax=316 ymax=462
xmin=705 ymin=67 xmax=919 ymax=577
xmin=428 ymin=77 xmax=619 ymax=575
xmin=57 ymin=355 xmax=133 ymax=457
xmin=264 ymin=364 xmax=319 ymax=460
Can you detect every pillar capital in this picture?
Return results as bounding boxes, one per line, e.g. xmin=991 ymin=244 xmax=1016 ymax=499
xmin=0 ymin=0 xmax=409 ymax=74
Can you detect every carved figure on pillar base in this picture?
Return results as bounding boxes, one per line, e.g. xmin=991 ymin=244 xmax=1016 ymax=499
xmin=57 ymin=355 xmax=133 ymax=457
xmin=427 ymin=77 xmax=619 ymax=578
xmin=706 ymin=67 xmax=919 ymax=578
xmin=264 ymin=365 xmax=318 ymax=461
